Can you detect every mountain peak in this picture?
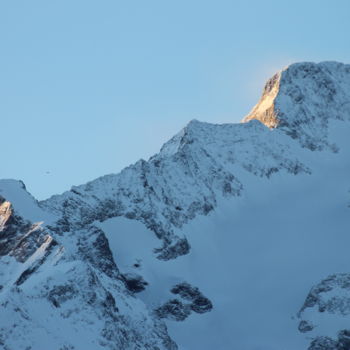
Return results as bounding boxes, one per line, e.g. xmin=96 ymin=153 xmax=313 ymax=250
xmin=243 ymin=61 xmax=350 ymax=150
xmin=2 ymin=61 xmax=350 ymax=350
xmin=0 ymin=179 xmax=53 ymax=223
xmin=158 ymin=119 xmax=207 ymax=157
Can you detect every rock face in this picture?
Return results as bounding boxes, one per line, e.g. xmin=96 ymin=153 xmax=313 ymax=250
xmin=307 ymin=330 xmax=350 ymax=350
xmin=40 ymin=118 xmax=309 ymax=262
xmin=1 ymin=61 xmax=350 ymax=349
xmin=300 ymin=274 xmax=350 ymax=316
xmin=298 ymin=274 xmax=350 ymax=349
xmin=0 ymin=197 xmax=54 ymax=263
xmin=0 ymin=185 xmax=177 ymax=350
xmin=155 ymin=282 xmax=213 ymax=321
xmin=243 ymin=61 xmax=350 ymax=150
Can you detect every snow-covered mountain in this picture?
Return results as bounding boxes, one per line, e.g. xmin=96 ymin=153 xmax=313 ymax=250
xmin=1 ymin=61 xmax=350 ymax=350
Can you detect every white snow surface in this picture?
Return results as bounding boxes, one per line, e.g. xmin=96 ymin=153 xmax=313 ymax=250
xmin=101 ymin=117 xmax=350 ymax=350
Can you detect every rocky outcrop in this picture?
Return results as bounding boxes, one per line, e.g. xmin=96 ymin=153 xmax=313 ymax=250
xmin=243 ymin=61 xmax=350 ymax=151
xmin=308 ymin=330 xmax=350 ymax=350
xmin=0 ymin=193 xmax=177 ymax=350
xmin=298 ymin=274 xmax=350 ymax=350
xmin=299 ymin=274 xmax=350 ymax=317
xmin=0 ymin=196 xmax=56 ymax=263
xmin=121 ymin=272 xmax=148 ymax=293
xmin=40 ymin=116 xmax=309 ymax=262
xmin=156 ymin=282 xmax=213 ymax=321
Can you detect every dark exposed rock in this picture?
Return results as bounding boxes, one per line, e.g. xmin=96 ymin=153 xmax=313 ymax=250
xmin=300 ymin=274 xmax=350 ymax=350
xmin=307 ymin=330 xmax=350 ymax=350
xmin=0 ymin=200 xmax=61 ymax=286
xmin=171 ymin=282 xmax=213 ymax=314
xmin=155 ymin=299 xmax=191 ymax=321
xmin=298 ymin=320 xmax=314 ymax=333
xmin=102 ymin=291 xmax=119 ymax=313
xmin=15 ymin=236 xmax=57 ymax=286
xmin=308 ymin=337 xmax=338 ymax=350
xmin=171 ymin=282 xmax=200 ymax=301
xmin=121 ymin=273 xmax=148 ymax=293
xmin=48 ymin=284 xmax=77 ymax=308
xmin=78 ymin=226 xmax=119 ymax=279
xmin=10 ymin=230 xmax=52 ymax=263
xmin=190 ymin=295 xmax=213 ymax=314
xmin=155 ymin=237 xmax=191 ymax=261
xmin=15 ymin=266 xmax=37 ymax=286
xmin=156 ymin=282 xmax=213 ymax=321
xmin=338 ymin=330 xmax=350 ymax=350
xmin=299 ymin=274 xmax=350 ymax=316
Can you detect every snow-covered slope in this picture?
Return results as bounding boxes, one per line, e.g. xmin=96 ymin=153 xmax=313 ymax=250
xmin=1 ymin=61 xmax=350 ymax=350
xmin=40 ymin=118 xmax=309 ymax=261
xmin=0 ymin=181 xmax=176 ymax=350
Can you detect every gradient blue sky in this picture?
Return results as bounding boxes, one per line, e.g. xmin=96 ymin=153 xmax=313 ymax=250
xmin=1 ymin=0 xmax=350 ymax=199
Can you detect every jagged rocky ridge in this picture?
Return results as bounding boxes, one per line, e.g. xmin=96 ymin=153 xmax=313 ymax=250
xmin=1 ymin=61 xmax=350 ymax=349
xmin=40 ymin=118 xmax=309 ymax=261
xmin=243 ymin=61 xmax=350 ymax=151
xmin=0 ymin=182 xmax=177 ymax=350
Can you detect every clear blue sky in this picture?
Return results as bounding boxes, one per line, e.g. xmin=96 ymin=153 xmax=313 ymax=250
xmin=1 ymin=0 xmax=350 ymax=199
